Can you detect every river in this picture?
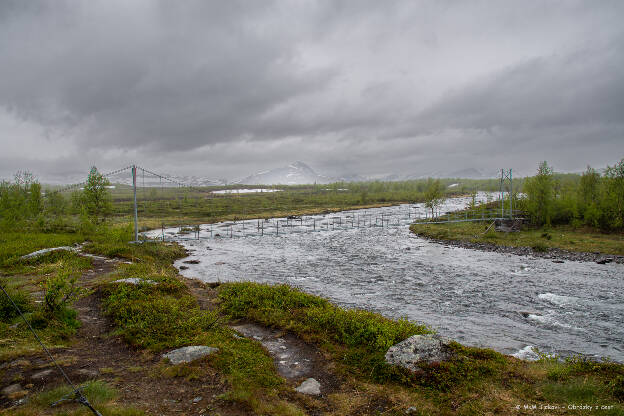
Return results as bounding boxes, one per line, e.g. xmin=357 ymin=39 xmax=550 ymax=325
xmin=147 ymin=194 xmax=624 ymax=362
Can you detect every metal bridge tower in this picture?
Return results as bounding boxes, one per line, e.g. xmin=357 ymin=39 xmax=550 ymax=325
xmin=499 ymin=169 xmax=513 ymax=219
xmin=132 ymin=165 xmax=139 ymax=242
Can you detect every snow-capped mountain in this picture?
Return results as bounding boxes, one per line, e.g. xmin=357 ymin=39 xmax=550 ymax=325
xmin=235 ymin=161 xmax=332 ymax=185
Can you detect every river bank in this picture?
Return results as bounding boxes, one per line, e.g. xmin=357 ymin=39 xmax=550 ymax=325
xmin=3 ymin=228 xmax=624 ymax=414
xmin=409 ymin=228 xmax=624 ymax=264
xmin=410 ymin=222 xmax=624 ymax=264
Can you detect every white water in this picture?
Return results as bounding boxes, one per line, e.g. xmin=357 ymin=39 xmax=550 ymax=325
xmin=146 ymin=194 xmax=624 ymax=361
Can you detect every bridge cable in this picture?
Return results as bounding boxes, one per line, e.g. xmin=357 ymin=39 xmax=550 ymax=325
xmin=0 ymin=282 xmax=102 ymax=415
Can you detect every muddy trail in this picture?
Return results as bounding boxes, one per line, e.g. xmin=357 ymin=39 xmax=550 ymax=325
xmin=2 ymin=255 xmax=354 ymax=415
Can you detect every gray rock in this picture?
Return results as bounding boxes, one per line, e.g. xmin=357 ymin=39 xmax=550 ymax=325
xmin=113 ymin=278 xmax=156 ymax=285
xmin=20 ymin=246 xmax=76 ymax=260
xmin=295 ymin=378 xmax=321 ymax=395
xmin=31 ymin=369 xmax=55 ymax=380
xmin=385 ymin=335 xmax=454 ymax=372
xmin=2 ymin=384 xmax=23 ymax=397
xmin=163 ymin=346 xmax=219 ymax=365
xmin=75 ymin=368 xmax=99 ymax=379
xmin=192 ymin=396 xmax=202 ymax=403
xmin=406 ymin=407 xmax=419 ymax=415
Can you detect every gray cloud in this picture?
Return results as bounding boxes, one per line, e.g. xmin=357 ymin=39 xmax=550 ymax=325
xmin=0 ymin=0 xmax=623 ymax=182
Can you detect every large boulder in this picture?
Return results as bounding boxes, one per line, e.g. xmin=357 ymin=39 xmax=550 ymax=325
xmin=162 ymin=346 xmax=219 ymax=365
xmin=385 ymin=335 xmax=454 ymax=372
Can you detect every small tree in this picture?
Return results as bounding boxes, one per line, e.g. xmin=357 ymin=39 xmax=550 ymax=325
xmin=523 ymin=161 xmax=555 ymax=226
xmin=44 ymin=191 xmax=67 ymax=217
xmin=578 ymin=166 xmax=600 ymax=208
xmin=424 ymin=179 xmax=445 ymax=218
xmin=603 ymin=158 xmax=624 ymax=229
xmin=82 ymin=166 xmax=112 ymax=222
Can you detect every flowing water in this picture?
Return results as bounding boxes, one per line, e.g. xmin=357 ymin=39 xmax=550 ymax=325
xmin=147 ymin=194 xmax=624 ymax=361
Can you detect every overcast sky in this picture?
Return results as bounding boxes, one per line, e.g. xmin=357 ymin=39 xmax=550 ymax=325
xmin=1 ymin=0 xmax=623 ymax=183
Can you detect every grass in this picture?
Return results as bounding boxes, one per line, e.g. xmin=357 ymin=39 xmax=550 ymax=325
xmin=95 ymin=242 xmax=301 ymax=414
xmin=0 ymin=232 xmax=85 ymax=268
xmin=2 ymin=189 xmax=624 ymax=414
xmin=2 ymin=380 xmax=146 ymax=416
xmin=0 ymin=248 xmax=95 ymax=360
xmin=217 ymin=282 xmax=624 ymax=414
xmin=219 ymin=282 xmax=430 ymax=383
xmin=410 ymin=222 xmax=624 ymax=255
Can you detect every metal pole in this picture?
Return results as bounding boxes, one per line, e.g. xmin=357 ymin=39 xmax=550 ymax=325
xmin=510 ymin=169 xmax=513 ymax=219
xmin=132 ymin=165 xmax=138 ymax=242
xmin=500 ymin=169 xmax=504 ymax=219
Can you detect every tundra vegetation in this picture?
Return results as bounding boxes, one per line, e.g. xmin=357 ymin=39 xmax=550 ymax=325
xmin=412 ymin=158 xmax=624 ymax=255
xmin=0 ymin=165 xmax=623 ymax=414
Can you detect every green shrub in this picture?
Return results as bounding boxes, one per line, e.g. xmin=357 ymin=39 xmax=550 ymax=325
xmin=219 ymin=282 xmax=430 ymax=382
xmin=103 ymin=272 xmax=217 ymax=350
xmin=608 ymin=375 xmax=624 ymax=401
xmin=0 ymin=285 xmax=31 ymax=322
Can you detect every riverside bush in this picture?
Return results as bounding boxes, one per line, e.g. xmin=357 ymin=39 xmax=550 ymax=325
xmin=102 ymin=262 xmax=217 ymax=350
xmin=0 ymin=286 xmax=31 ymax=322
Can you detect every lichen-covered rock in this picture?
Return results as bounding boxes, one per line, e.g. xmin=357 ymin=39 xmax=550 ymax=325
xmin=113 ymin=278 xmax=156 ymax=285
xmin=385 ymin=335 xmax=454 ymax=372
xmin=295 ymin=378 xmax=321 ymax=395
xmin=162 ymin=346 xmax=219 ymax=365
xmin=2 ymin=383 xmax=28 ymax=400
xmin=30 ymin=369 xmax=55 ymax=380
xmin=20 ymin=246 xmax=76 ymax=260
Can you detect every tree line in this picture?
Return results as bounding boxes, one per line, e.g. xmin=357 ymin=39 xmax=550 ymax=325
xmin=521 ymin=159 xmax=624 ymax=230
xmin=0 ymin=167 xmax=111 ymax=232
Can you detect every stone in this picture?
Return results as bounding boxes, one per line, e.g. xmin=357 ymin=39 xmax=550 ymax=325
xmin=30 ymin=369 xmax=54 ymax=380
xmin=7 ymin=389 xmax=28 ymax=400
xmin=295 ymin=378 xmax=321 ymax=395
xmin=385 ymin=335 xmax=454 ymax=372
xmin=113 ymin=278 xmax=156 ymax=285
xmin=75 ymin=368 xmax=99 ymax=379
xmin=192 ymin=396 xmax=202 ymax=403
xmin=183 ymin=259 xmax=200 ymax=264
xmin=162 ymin=346 xmax=219 ymax=365
xmin=406 ymin=407 xmax=419 ymax=414
xmin=2 ymin=383 xmax=23 ymax=397
xmin=5 ymin=359 xmax=30 ymax=369
xmin=20 ymin=246 xmax=75 ymax=260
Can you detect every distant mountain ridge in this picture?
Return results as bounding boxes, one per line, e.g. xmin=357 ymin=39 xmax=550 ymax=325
xmin=233 ymin=162 xmax=501 ymax=185
xmin=55 ymin=162 xmax=512 ymax=187
xmin=234 ymin=161 xmax=333 ymax=185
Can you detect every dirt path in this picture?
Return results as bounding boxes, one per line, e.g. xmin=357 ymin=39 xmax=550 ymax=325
xmin=2 ymin=254 xmax=356 ymax=415
xmin=1 ymin=256 xmax=246 ymax=415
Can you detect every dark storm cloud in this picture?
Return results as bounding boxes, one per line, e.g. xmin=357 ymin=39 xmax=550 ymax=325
xmin=415 ymin=43 xmax=624 ymax=133
xmin=0 ymin=0 xmax=623 ymax=181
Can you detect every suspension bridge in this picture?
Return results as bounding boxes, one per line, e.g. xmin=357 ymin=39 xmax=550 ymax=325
xmin=50 ymin=165 xmax=521 ymax=242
